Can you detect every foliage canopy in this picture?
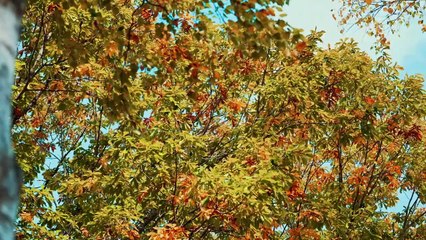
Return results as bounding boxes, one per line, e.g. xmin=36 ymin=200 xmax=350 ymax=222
xmin=335 ymin=0 xmax=425 ymax=46
xmin=14 ymin=0 xmax=426 ymax=239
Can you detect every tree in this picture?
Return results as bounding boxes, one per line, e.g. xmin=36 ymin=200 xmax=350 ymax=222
xmin=0 ymin=0 xmax=25 ymax=239
xmin=335 ymin=0 xmax=425 ymax=46
xmin=13 ymin=0 xmax=426 ymax=239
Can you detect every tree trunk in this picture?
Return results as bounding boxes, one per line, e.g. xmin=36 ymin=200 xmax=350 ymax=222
xmin=0 ymin=1 xmax=24 ymax=239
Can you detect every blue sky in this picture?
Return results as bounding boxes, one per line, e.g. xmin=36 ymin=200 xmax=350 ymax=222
xmin=284 ymin=0 xmax=426 ymax=77
xmin=285 ymin=1 xmax=425 ymax=213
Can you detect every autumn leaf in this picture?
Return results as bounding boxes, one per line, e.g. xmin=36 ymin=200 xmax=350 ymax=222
xmin=404 ymin=125 xmax=423 ymax=141
xmin=295 ymin=41 xmax=307 ymax=52
xmin=299 ymin=210 xmax=323 ymax=222
xmin=75 ymin=64 xmax=93 ymax=76
xmin=352 ymin=109 xmax=365 ymax=119
xmin=47 ymin=3 xmax=63 ymax=13
xmin=227 ymin=99 xmax=245 ymax=112
xmin=49 ymin=81 xmax=65 ymax=91
xmin=213 ymin=70 xmax=221 ymax=79
xmin=364 ymin=96 xmax=375 ymax=105
xmin=127 ymin=230 xmax=140 ymax=240
xmin=353 ymin=135 xmax=366 ymax=145
xmin=286 ymin=181 xmax=306 ymax=200
xmin=20 ymin=212 xmax=33 ymax=223
xmin=137 ymin=189 xmax=149 ymax=203
xmin=81 ymin=228 xmax=90 ymax=237
xmin=258 ymin=146 xmax=270 ymax=161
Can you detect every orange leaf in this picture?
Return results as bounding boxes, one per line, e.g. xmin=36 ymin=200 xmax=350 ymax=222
xmin=106 ymin=41 xmax=119 ymax=57
xmin=286 ymin=181 xmax=306 ymax=200
xmin=75 ymin=64 xmax=93 ymax=77
xmin=213 ymin=71 xmax=220 ymax=79
xmin=127 ymin=230 xmax=140 ymax=240
xmin=364 ymin=96 xmax=375 ymax=105
xmin=50 ymin=81 xmax=65 ymax=91
xmin=227 ymin=99 xmax=245 ymax=112
xmin=365 ymin=0 xmax=373 ymax=5
xmin=295 ymin=41 xmax=307 ymax=52
xmin=81 ymin=228 xmax=90 ymax=237
xmin=137 ymin=189 xmax=149 ymax=203
xmin=258 ymin=146 xmax=270 ymax=160
xmin=353 ymin=109 xmax=365 ymax=119
xmin=20 ymin=212 xmax=33 ymax=223
xmin=353 ymin=135 xmax=366 ymax=145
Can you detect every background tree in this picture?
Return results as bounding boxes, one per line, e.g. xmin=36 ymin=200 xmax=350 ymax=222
xmin=0 ymin=0 xmax=25 ymax=239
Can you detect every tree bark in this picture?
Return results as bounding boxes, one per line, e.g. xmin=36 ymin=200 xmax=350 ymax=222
xmin=0 ymin=1 xmax=24 ymax=239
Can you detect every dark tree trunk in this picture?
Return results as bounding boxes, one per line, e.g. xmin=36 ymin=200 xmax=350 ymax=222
xmin=0 ymin=0 xmax=24 ymax=239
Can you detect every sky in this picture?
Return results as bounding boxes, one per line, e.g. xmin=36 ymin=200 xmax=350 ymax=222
xmin=284 ymin=0 xmax=426 ymax=77
xmin=284 ymin=0 xmax=426 ymax=212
